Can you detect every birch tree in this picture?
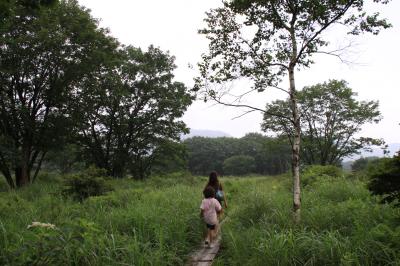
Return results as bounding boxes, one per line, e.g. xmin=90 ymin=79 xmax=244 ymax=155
xmin=195 ymin=0 xmax=391 ymax=221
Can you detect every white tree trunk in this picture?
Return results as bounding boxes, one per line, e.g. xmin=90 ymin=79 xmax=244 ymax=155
xmin=289 ymin=67 xmax=301 ymax=223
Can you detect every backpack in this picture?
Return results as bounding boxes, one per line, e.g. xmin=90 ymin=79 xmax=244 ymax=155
xmin=216 ymin=189 xmax=224 ymax=202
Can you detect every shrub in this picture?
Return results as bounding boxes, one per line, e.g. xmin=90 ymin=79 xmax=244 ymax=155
xmin=367 ymin=152 xmax=400 ymax=203
xmin=223 ymin=155 xmax=256 ymax=175
xmin=351 ymin=156 xmax=379 ymax=172
xmin=301 ymin=164 xmax=343 ymax=187
xmin=62 ymin=166 xmax=111 ymax=202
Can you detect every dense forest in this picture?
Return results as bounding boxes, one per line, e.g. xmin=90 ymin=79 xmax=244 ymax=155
xmin=1 ymin=0 xmax=399 ymax=265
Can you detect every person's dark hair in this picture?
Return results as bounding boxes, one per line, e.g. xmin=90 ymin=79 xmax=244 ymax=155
xmin=203 ymin=186 xmax=215 ymax=199
xmin=207 ymin=171 xmax=220 ymax=191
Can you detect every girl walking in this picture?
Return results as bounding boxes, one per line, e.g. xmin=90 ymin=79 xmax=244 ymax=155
xmin=205 ymin=171 xmax=228 ymax=209
xmin=200 ymin=186 xmax=222 ymax=248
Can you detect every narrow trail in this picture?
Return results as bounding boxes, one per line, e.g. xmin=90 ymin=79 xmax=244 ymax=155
xmin=189 ymin=235 xmax=221 ymax=266
xmin=187 ymin=216 xmax=229 ymax=266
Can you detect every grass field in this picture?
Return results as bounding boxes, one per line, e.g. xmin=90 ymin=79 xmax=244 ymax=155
xmin=0 ymin=173 xmax=206 ymax=265
xmin=1 ymin=172 xmax=399 ymax=265
xmin=215 ymin=175 xmax=400 ymax=265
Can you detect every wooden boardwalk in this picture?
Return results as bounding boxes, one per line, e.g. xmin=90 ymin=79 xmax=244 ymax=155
xmin=188 ymin=235 xmax=221 ymax=266
xmin=187 ymin=217 xmax=228 ymax=266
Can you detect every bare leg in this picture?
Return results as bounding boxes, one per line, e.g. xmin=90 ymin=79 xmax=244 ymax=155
xmin=214 ymin=221 xmax=220 ymax=238
xmin=204 ymin=228 xmax=208 ymax=243
xmin=207 ymin=229 xmax=212 ymax=244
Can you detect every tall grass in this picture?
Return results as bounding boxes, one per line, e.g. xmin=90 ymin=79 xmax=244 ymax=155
xmin=0 ymin=173 xmax=205 ymax=265
xmin=1 ymin=172 xmax=399 ymax=265
xmin=217 ymin=176 xmax=400 ymax=265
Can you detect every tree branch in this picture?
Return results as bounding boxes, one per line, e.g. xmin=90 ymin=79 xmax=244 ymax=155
xmin=296 ymin=2 xmax=354 ymax=63
xmin=210 ymin=92 xmax=293 ymax=121
xmin=231 ymin=109 xmax=257 ymax=120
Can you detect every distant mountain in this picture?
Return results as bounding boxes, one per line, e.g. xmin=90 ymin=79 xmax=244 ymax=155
xmin=181 ymin=129 xmax=231 ymax=140
xmin=342 ymin=143 xmax=400 ymax=169
xmin=355 ymin=143 xmax=400 ymax=159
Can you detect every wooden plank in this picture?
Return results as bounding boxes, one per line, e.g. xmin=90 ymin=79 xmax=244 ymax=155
xmin=194 ymin=262 xmax=212 ymax=266
xmin=191 ymin=251 xmax=210 ymax=262
xmin=206 ymin=242 xmax=220 ymax=255
xmin=189 ymin=238 xmax=221 ymax=265
xmin=187 ymin=218 xmax=228 ymax=266
xmin=197 ymin=253 xmax=214 ymax=261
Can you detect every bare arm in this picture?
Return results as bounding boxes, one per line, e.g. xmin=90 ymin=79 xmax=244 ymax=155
xmin=220 ymin=183 xmax=228 ymax=208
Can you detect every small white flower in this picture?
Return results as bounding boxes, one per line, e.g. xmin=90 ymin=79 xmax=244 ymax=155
xmin=27 ymin=221 xmax=56 ymax=229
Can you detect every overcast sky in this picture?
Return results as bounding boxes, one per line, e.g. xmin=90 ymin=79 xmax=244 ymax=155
xmin=78 ymin=0 xmax=400 ymax=143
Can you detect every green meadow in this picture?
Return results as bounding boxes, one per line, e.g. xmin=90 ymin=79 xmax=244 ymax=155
xmin=1 ymin=172 xmax=399 ymax=265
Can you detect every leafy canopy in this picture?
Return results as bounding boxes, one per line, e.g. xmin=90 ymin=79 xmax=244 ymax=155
xmin=367 ymin=152 xmax=400 ymax=204
xmin=195 ymin=0 xmax=391 ymax=95
xmin=74 ymin=45 xmax=193 ymax=178
xmin=0 ymin=0 xmax=117 ymax=187
xmin=262 ymin=80 xmax=383 ymax=165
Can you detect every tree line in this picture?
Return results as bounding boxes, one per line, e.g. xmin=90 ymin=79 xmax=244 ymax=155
xmin=184 ymin=133 xmax=291 ymax=176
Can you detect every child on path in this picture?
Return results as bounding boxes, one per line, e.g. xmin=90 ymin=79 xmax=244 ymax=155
xmin=205 ymin=171 xmax=228 ymax=209
xmin=200 ymin=186 xmax=222 ymax=248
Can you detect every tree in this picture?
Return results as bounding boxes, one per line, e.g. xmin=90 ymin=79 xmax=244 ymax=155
xmin=240 ymin=133 xmax=290 ymax=175
xmin=184 ymin=136 xmax=239 ymax=175
xmin=0 ymin=0 xmax=116 ymax=188
xmin=367 ymin=152 xmax=400 ymax=204
xmin=223 ymin=155 xmax=256 ymax=175
xmin=0 ymin=0 xmax=57 ymax=23
xmin=184 ymin=134 xmax=290 ymax=175
xmin=351 ymin=156 xmax=379 ymax=172
xmin=145 ymin=140 xmax=188 ymax=175
xmin=262 ymin=80 xmax=383 ymax=166
xmin=43 ymin=144 xmax=84 ymax=174
xmin=74 ymin=46 xmax=193 ymax=179
xmin=195 ymin=0 xmax=391 ymax=221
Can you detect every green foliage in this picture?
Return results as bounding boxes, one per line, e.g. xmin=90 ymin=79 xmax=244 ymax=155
xmin=0 ymin=0 xmax=193 ymax=187
xmin=184 ymin=136 xmax=238 ymax=175
xmin=262 ymin=80 xmax=383 ymax=165
xmin=150 ymin=140 xmax=189 ymax=175
xmin=2 ymin=172 xmax=400 ymax=265
xmin=0 ymin=0 xmax=118 ymax=187
xmin=184 ymin=134 xmax=290 ymax=176
xmin=367 ymin=153 xmax=400 ymax=203
xmin=62 ymin=167 xmax=112 ymax=202
xmin=196 ymin=1 xmax=391 ymax=214
xmin=75 ymin=45 xmax=193 ymax=179
xmin=301 ymin=165 xmax=343 ymax=187
xmin=0 ymin=173 xmax=204 ymax=265
xmin=241 ymin=133 xmax=290 ymax=175
xmin=196 ymin=1 xmax=391 ymax=95
xmin=223 ymin=155 xmax=256 ymax=175
xmin=44 ymin=144 xmax=85 ymax=174
xmin=351 ymin=156 xmax=379 ymax=172
xmin=217 ymin=175 xmax=400 ymax=265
